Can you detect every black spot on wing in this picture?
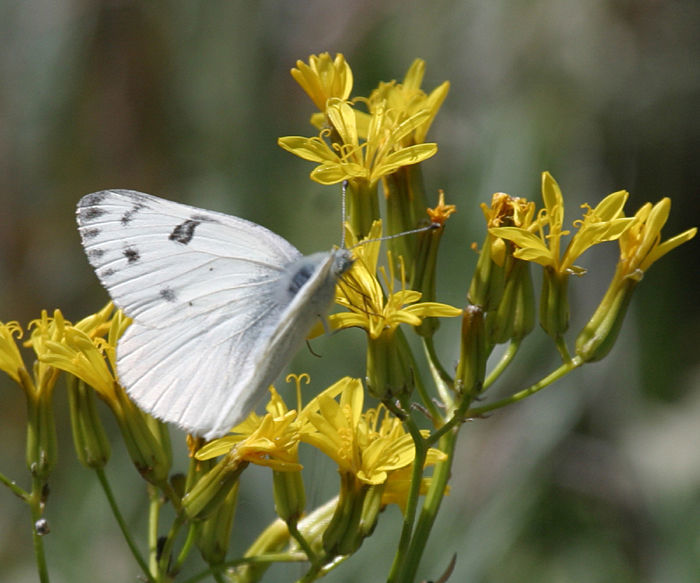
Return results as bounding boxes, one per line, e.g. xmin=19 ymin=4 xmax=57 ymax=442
xmin=169 ymin=219 xmax=201 ymax=245
xmin=100 ymin=268 xmax=116 ymax=278
xmin=80 ymin=192 xmax=108 ymax=206
xmin=88 ymin=248 xmax=105 ymax=260
xmin=81 ymin=227 xmax=101 ymax=240
xmin=123 ymin=247 xmax=140 ymax=263
xmin=191 ymin=214 xmax=219 ymax=223
xmin=79 ymin=206 xmax=107 ymax=223
xmin=121 ymin=203 xmax=146 ymax=225
xmin=160 ymin=287 xmax=176 ymax=302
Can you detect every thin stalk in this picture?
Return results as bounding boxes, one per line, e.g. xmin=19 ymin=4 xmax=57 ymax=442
xmin=467 ymin=358 xmax=582 ymax=417
xmin=172 ymin=522 xmax=198 ymax=576
xmin=287 ymin=520 xmax=318 ymax=567
xmin=0 ymin=470 xmax=29 ymax=500
xmin=95 ymin=468 xmax=153 ymax=582
xmin=483 ymin=339 xmax=520 ymax=389
xmin=422 ymin=336 xmax=454 ymax=413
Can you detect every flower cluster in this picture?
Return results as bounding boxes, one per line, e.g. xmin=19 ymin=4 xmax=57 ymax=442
xmin=1 ymin=52 xmax=695 ymax=583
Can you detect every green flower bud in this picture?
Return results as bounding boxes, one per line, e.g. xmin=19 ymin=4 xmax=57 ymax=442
xmin=113 ymin=388 xmax=172 ymax=485
xmin=25 ymin=368 xmax=58 ymax=481
xmin=455 ymin=306 xmax=487 ymax=398
xmin=366 ymin=329 xmax=414 ymax=401
xmin=273 ymin=469 xmax=306 ymax=523
xmin=487 ymin=259 xmax=535 ymax=345
xmin=183 ymin=455 xmax=246 ymax=521
xmin=67 ymin=377 xmax=111 ymax=469
xmin=384 ymin=164 xmax=428 ymax=275
xmin=196 ymin=481 xmax=239 ymax=565
xmin=468 ymin=235 xmax=506 ymax=311
xmin=576 ymin=272 xmax=637 ymax=362
xmin=539 ymin=267 xmax=570 ymax=339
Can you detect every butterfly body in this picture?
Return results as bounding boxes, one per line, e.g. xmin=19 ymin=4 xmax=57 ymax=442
xmin=77 ymin=190 xmax=353 ymax=439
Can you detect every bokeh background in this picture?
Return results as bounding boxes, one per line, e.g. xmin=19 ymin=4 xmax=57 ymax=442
xmin=1 ymin=1 xmax=698 ymax=582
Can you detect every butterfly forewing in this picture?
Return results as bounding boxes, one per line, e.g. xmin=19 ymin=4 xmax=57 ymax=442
xmin=77 ymin=190 xmax=335 ymax=437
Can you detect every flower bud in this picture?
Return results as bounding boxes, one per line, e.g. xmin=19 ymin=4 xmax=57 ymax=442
xmin=323 ymin=473 xmax=383 ymax=556
xmin=575 ymin=271 xmax=637 ymax=362
xmin=366 ymin=329 xmax=414 ymax=401
xmin=384 ymin=164 xmax=428 ymax=274
xmin=196 ymin=481 xmax=239 ymax=565
xmin=412 ymin=191 xmax=456 ymax=337
xmin=487 ymin=259 xmax=535 ymax=345
xmin=468 ymin=235 xmax=506 ymax=311
xmin=273 ymin=469 xmax=306 ymax=524
xmin=455 ymin=306 xmax=487 ymax=398
xmin=25 ymin=369 xmax=58 ymax=481
xmin=67 ymin=377 xmax=111 ymax=469
xmin=539 ymin=267 xmax=570 ymax=339
xmin=112 ymin=389 xmax=172 ymax=485
xmin=183 ymin=454 xmax=246 ymax=521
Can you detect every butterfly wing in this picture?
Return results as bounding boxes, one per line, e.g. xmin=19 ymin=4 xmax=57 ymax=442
xmin=76 ymin=190 xmax=306 ymax=436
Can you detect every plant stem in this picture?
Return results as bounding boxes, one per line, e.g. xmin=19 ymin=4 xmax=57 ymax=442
xmin=147 ymin=484 xmax=162 ymax=578
xmin=386 ymin=405 xmax=428 ymax=583
xmin=0 ymin=469 xmax=29 ymax=500
xmin=28 ymin=476 xmax=50 ymax=583
xmin=467 ymin=358 xmax=582 ymax=417
xmin=95 ymin=468 xmax=154 ymax=581
xmin=483 ymin=339 xmax=520 ymax=389
xmin=394 ymin=427 xmax=458 ymax=583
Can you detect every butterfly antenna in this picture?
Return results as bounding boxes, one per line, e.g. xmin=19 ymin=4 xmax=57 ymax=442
xmin=349 ymin=222 xmax=440 ymax=251
xmin=340 ymin=180 xmax=348 ymax=249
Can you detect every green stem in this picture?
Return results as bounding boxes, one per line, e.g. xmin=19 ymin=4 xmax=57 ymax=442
xmin=95 ymin=468 xmax=154 ymax=582
xmin=467 ymin=357 xmax=582 ymax=417
xmin=172 ymin=522 xmax=197 ymax=576
xmin=386 ymin=406 xmax=428 ymax=583
xmin=147 ymin=484 xmax=162 ymax=578
xmin=422 ymin=336 xmax=454 ymax=413
xmin=158 ymin=513 xmax=187 ymax=579
xmin=394 ymin=427 xmax=458 ymax=583
xmin=483 ymin=339 xmax=520 ymax=390
xmin=29 ymin=476 xmax=50 ymax=583
xmin=287 ymin=520 xmax=318 ymax=567
xmin=555 ymin=334 xmax=572 ymax=363
xmin=0 ymin=469 xmax=29 ymax=500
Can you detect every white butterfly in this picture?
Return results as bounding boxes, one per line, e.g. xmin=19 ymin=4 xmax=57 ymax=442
xmin=76 ymin=190 xmax=353 ymax=440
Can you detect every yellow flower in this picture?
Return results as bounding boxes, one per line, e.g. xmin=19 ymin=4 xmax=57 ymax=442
xmin=298 ymin=377 xmax=443 ymax=486
xmin=291 ymin=52 xmax=353 ymax=111
xmin=36 ymin=304 xmax=122 ymax=402
xmin=326 ymin=222 xmax=461 ymax=339
xmin=575 ymin=198 xmax=696 ymax=362
xmin=490 ymin=172 xmax=633 ymax=276
xmin=367 ymin=58 xmax=449 ymax=145
xmin=479 ymin=192 xmax=537 ymax=267
xmin=0 ymin=320 xmax=25 ymax=384
xmin=617 ymin=198 xmax=696 ymax=279
xmin=278 ymin=98 xmax=437 ymax=186
xmin=380 ymin=448 xmax=448 ymax=513
xmin=196 ymin=387 xmax=302 ymax=472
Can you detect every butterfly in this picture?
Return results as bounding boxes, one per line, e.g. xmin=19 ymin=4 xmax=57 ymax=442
xmin=76 ymin=190 xmax=354 ymax=440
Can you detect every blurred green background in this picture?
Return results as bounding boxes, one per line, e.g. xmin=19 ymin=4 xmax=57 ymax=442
xmin=1 ymin=1 xmax=698 ymax=582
